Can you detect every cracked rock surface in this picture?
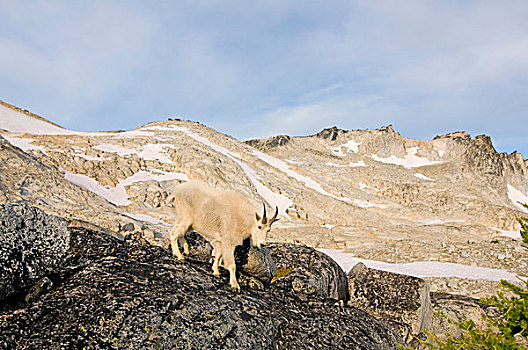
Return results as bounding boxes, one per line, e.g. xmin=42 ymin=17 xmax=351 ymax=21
xmin=0 ymin=202 xmax=70 ymax=301
xmin=0 ymin=210 xmax=402 ymax=350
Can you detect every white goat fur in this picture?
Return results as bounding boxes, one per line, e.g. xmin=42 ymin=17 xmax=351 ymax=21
xmin=169 ymin=181 xmax=277 ymax=291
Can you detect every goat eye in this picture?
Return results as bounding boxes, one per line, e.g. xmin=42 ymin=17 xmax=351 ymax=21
xmin=258 ymin=225 xmax=262 ymax=229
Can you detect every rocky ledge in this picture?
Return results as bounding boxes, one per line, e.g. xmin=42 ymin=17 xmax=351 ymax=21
xmin=0 ymin=203 xmax=403 ymax=349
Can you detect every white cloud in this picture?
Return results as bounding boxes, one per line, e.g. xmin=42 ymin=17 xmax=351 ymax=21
xmin=0 ymin=1 xmax=527 ymax=155
xmin=0 ymin=1 xmax=156 ymax=123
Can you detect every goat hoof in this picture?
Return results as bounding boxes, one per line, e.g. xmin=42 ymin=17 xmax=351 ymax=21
xmin=176 ymin=256 xmax=185 ymax=262
xmin=213 ymin=272 xmax=220 ymax=278
xmin=230 ymin=285 xmax=241 ymax=293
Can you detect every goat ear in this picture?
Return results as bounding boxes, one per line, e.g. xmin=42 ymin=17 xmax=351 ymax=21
xmin=255 ymin=212 xmax=261 ymax=221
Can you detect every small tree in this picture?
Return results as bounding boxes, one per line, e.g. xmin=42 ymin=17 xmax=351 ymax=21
xmin=518 ymin=202 xmax=528 ymax=246
xmin=405 ymin=203 xmax=528 ymax=349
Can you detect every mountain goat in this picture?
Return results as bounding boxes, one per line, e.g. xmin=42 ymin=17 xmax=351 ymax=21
xmin=169 ymin=181 xmax=278 ymax=291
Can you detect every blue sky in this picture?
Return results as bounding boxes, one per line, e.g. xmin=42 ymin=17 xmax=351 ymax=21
xmin=1 ymin=1 xmax=527 ymax=156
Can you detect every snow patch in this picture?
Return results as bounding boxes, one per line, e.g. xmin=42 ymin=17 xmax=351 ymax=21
xmin=139 ymin=126 xmax=176 ymax=131
xmin=251 ymin=149 xmax=352 ymax=204
xmin=64 ymin=171 xmax=130 ymax=206
xmin=285 ymin=159 xmax=302 ymax=164
xmin=490 ymin=227 xmax=522 ymax=240
xmin=0 ymin=104 xmax=156 ymax=138
xmin=414 ymin=173 xmax=434 ymax=181
xmin=507 ymin=184 xmax=528 ymax=213
xmin=353 ymin=200 xmax=387 ymax=209
xmin=317 ymin=249 xmax=520 ymax=282
xmin=93 ymin=143 xmax=176 ymax=164
xmin=322 ymin=224 xmax=335 ymax=229
xmin=349 ymin=160 xmax=366 ymax=167
xmin=64 ymin=169 xmax=189 ymax=206
xmin=93 ymin=144 xmax=134 ymax=156
xmin=358 ymin=183 xmax=369 ymax=191
xmin=331 ymin=139 xmax=361 ymax=156
xmin=417 ymin=219 xmax=465 ymax=225
xmin=3 ymin=136 xmax=48 ymax=155
xmin=0 ymin=104 xmax=73 ymax=135
xmin=371 ymin=147 xmax=441 ymax=168
xmin=327 ymin=160 xmax=366 ymax=168
xmin=120 ymin=170 xmax=190 ymax=185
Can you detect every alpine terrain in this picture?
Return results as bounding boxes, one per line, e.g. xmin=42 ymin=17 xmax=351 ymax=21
xmin=1 ymin=99 xmax=527 ymax=348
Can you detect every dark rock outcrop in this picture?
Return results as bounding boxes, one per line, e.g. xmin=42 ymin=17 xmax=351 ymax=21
xmin=0 ymin=202 xmax=70 ymax=302
xmin=347 ymin=262 xmax=432 ymax=344
xmin=314 ymin=126 xmax=345 ymax=141
xmin=182 ymin=231 xmax=276 ymax=286
xmin=245 ymin=135 xmax=291 ymax=150
xmin=1 ymin=219 xmax=403 ymax=349
xmin=268 ymin=242 xmax=349 ymax=301
xmin=234 ymin=239 xmax=276 ymax=285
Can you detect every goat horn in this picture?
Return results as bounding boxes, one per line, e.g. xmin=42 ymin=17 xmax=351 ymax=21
xmin=262 ymin=203 xmax=267 ymax=224
xmin=270 ymin=206 xmax=279 ymax=223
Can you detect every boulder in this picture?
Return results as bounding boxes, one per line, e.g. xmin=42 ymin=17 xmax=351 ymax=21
xmin=234 ymin=238 xmax=276 ymax=284
xmin=428 ymin=292 xmax=501 ymax=338
xmin=0 ymin=202 xmax=70 ymax=302
xmin=268 ymin=242 xmax=349 ymax=301
xmin=182 ymin=230 xmax=214 ymax=263
xmin=181 ymin=231 xmax=276 ymax=285
xmin=347 ymin=262 xmax=432 ymax=343
xmin=0 ymin=226 xmax=404 ymax=349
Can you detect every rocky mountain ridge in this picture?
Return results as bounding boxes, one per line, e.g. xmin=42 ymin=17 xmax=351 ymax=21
xmin=0 ymin=100 xmax=527 ymax=298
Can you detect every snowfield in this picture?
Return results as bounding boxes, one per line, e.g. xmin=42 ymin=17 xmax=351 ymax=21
xmin=64 ymin=169 xmax=189 ymax=206
xmin=2 ymin=136 xmax=48 ymax=155
xmin=490 ymin=227 xmax=523 ymax=240
xmin=371 ymin=147 xmax=441 ymax=168
xmin=251 ymin=149 xmax=354 ymax=204
xmin=317 ymin=248 xmax=521 ymax=283
xmin=507 ymin=184 xmax=528 ymax=213
xmin=0 ymin=103 xmax=73 ymax=135
xmin=331 ymin=139 xmax=361 ymax=156
xmin=93 ymin=143 xmax=177 ymax=164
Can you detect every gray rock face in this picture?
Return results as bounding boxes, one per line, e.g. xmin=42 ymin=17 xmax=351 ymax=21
xmin=428 ymin=292 xmax=501 ymax=339
xmin=268 ymin=242 xmax=348 ymax=301
xmin=0 ymin=202 xmax=70 ymax=302
xmin=347 ymin=262 xmax=432 ymax=343
xmin=0 ymin=227 xmax=403 ymax=350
